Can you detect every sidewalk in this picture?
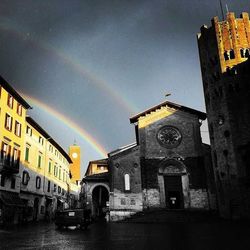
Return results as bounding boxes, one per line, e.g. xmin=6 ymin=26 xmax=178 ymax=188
xmin=120 ymin=209 xmax=223 ymax=224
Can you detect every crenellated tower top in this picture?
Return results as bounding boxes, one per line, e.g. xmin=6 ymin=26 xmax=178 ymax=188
xmin=198 ymin=12 xmax=250 ymax=73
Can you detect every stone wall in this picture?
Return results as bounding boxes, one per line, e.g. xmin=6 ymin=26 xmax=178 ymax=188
xmin=138 ymin=110 xmax=203 ymax=160
xmin=190 ymin=189 xmax=209 ymax=209
xmin=109 ymin=145 xmax=143 ymax=221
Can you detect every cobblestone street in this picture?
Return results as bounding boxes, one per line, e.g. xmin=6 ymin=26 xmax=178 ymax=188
xmin=0 ymin=211 xmax=250 ymax=250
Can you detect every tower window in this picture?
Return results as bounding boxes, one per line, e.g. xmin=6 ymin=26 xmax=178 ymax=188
xmin=240 ymin=48 xmax=244 ymax=58
xmin=229 ymin=50 xmax=235 ymax=59
xmin=245 ymin=49 xmax=250 ymax=58
xmin=224 ymin=51 xmax=229 ymax=61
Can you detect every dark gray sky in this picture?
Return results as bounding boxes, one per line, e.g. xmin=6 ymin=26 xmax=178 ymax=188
xmin=0 ymin=0 xmax=249 ymax=176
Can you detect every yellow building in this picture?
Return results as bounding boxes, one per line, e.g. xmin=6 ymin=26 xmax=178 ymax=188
xmin=0 ymin=75 xmax=31 ymax=225
xmin=20 ymin=117 xmax=73 ymax=221
xmin=85 ymin=159 xmax=108 ymax=176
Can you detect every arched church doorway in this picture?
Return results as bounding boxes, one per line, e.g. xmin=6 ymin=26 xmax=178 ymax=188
xmin=92 ymin=185 xmax=109 ymax=218
xmin=158 ymin=159 xmax=188 ymax=209
xmin=164 ymin=175 xmax=184 ymax=209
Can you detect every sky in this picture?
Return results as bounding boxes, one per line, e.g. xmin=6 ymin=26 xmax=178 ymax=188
xmin=0 ymin=0 xmax=249 ymax=177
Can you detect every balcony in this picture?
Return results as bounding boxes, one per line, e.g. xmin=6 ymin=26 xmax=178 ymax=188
xmin=0 ymin=157 xmax=19 ymax=175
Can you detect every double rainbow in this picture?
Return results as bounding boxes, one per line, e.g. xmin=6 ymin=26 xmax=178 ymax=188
xmin=23 ymin=94 xmax=107 ymax=158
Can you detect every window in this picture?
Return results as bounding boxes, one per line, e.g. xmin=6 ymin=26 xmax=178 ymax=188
xmin=59 ymin=168 xmax=61 ymax=180
xmin=39 ymin=136 xmax=44 ymax=145
xmin=48 ymin=161 xmax=52 ymax=173
xmin=0 ymin=174 xmax=5 ymax=187
xmin=124 ymin=174 xmax=130 ymax=191
xmin=22 ymin=171 xmax=30 ymax=185
xmin=1 ymin=142 xmax=10 ymax=163
xmin=36 ymin=176 xmax=41 ymax=189
xmin=229 ymin=50 xmax=235 ymax=59
xmin=240 ymin=48 xmax=245 ymax=58
xmin=13 ymin=148 xmax=20 ymax=167
xmin=17 ymin=103 xmax=22 ymax=116
xmin=47 ymin=181 xmax=51 ymax=192
xmin=245 ymin=49 xmax=250 ymax=57
xmin=58 ymin=186 xmax=61 ymax=194
xmin=97 ymin=165 xmax=105 ymax=171
xmin=26 ymin=126 xmax=32 ymax=136
xmin=54 ymin=165 xmax=57 ymax=177
xmin=25 ymin=146 xmax=30 ymax=162
xmin=5 ymin=113 xmax=13 ymax=131
xmin=11 ymin=178 xmax=15 ymax=189
xmin=49 ymin=145 xmax=53 ymax=153
xmin=37 ymin=154 xmax=42 ymax=168
xmin=7 ymin=94 xmax=13 ymax=108
xmin=54 ymin=184 xmax=57 ymax=192
xmin=224 ymin=51 xmax=229 ymax=61
xmin=14 ymin=121 xmax=22 ymax=137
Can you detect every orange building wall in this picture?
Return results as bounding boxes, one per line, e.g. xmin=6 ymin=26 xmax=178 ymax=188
xmin=69 ymin=145 xmax=81 ymax=183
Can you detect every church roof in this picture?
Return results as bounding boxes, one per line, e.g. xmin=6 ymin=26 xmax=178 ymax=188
xmin=108 ymin=142 xmax=137 ymax=157
xmin=84 ymin=158 xmax=108 ymax=177
xmin=130 ymin=100 xmax=206 ymax=123
xmin=83 ymin=172 xmax=109 ymax=181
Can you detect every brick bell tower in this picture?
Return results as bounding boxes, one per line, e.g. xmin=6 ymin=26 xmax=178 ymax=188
xmin=197 ymin=12 xmax=250 ymax=219
xmin=69 ymin=143 xmax=81 ymax=184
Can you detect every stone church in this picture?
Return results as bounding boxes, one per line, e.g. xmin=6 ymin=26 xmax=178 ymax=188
xmin=81 ymin=100 xmax=216 ymax=221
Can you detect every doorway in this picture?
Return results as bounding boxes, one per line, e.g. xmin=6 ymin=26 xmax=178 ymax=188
xmin=33 ymin=198 xmax=39 ymax=221
xmin=92 ymin=186 xmax=109 ymax=218
xmin=164 ymin=176 xmax=184 ymax=209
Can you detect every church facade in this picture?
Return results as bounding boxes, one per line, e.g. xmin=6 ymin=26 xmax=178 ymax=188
xmin=108 ymin=100 xmax=216 ymax=221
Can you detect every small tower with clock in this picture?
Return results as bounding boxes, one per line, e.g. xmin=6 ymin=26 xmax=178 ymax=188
xmin=69 ymin=143 xmax=81 ymax=184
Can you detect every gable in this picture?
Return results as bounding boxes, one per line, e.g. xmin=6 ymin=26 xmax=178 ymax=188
xmin=137 ymin=105 xmax=197 ymax=129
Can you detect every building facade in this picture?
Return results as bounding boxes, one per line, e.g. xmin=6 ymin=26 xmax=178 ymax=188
xmin=197 ymin=12 xmax=250 ymax=218
xmin=80 ymin=159 xmax=109 ymax=218
xmin=0 ymin=76 xmax=31 ymax=225
xmin=80 ymin=100 xmax=215 ymax=221
xmin=20 ymin=117 xmax=73 ymax=222
xmin=0 ymin=75 xmax=80 ymax=225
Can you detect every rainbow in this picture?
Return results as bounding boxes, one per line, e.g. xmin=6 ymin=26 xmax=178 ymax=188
xmin=0 ymin=17 xmax=139 ymax=115
xmin=23 ymin=94 xmax=107 ymax=158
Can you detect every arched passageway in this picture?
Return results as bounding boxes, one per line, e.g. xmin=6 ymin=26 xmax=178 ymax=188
xmin=92 ymin=185 xmax=109 ymax=218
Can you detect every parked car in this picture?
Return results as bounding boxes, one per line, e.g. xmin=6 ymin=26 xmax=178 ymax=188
xmin=55 ymin=208 xmax=91 ymax=229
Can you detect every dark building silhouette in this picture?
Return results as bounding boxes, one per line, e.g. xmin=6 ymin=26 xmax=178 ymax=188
xmin=197 ymin=12 xmax=250 ymax=219
xmin=108 ymin=100 xmax=215 ymax=221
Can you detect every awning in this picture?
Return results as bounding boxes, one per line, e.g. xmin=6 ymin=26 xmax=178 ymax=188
xmin=0 ymin=191 xmax=25 ymax=207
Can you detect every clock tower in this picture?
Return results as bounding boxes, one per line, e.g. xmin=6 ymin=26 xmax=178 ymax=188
xmin=69 ymin=144 xmax=81 ymax=183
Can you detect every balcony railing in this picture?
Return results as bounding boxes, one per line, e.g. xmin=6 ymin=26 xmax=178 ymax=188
xmin=0 ymin=156 xmax=19 ymax=174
